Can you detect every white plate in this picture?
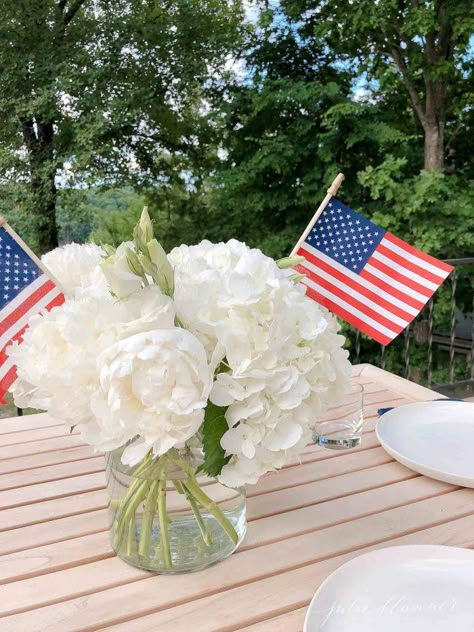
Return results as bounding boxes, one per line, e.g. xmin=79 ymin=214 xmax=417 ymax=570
xmin=375 ymin=401 xmax=474 ymax=487
xmin=304 ymin=545 xmax=474 ymax=631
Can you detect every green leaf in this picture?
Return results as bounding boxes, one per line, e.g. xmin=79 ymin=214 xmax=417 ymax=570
xmin=197 ymin=403 xmax=231 ymax=478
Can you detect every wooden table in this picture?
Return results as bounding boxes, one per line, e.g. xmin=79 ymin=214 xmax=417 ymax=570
xmin=0 ymin=364 xmax=473 ymax=631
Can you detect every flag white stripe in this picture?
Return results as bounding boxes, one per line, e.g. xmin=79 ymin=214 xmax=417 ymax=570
xmin=302 ymin=276 xmax=399 ymax=339
xmin=0 ymin=275 xmax=48 ymax=320
xmin=381 ymin=238 xmax=450 ymax=279
xmin=0 ymin=286 xmax=62 ymax=350
xmin=363 ymin=263 xmax=429 ymax=304
xmin=0 ymin=356 xmax=15 ymax=381
xmin=299 ymin=256 xmax=410 ymax=328
xmin=299 ymin=242 xmax=420 ymax=316
xmin=371 ymin=250 xmax=439 ymax=291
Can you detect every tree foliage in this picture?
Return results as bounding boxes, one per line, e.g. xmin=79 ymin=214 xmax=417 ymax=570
xmin=0 ymin=0 xmax=245 ymax=252
xmin=283 ymin=0 xmax=474 ymax=172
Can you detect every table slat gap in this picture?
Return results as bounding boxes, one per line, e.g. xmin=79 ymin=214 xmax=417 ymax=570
xmin=0 ymin=490 xmax=107 ymax=532
xmin=247 ymin=447 xmax=395 ymax=498
xmin=0 ymin=508 xmax=108 ymax=555
xmin=237 ymin=605 xmax=307 ymax=632
xmin=0 ymin=447 xmax=97 ymax=476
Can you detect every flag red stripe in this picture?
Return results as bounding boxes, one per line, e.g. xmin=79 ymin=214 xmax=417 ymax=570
xmin=368 ymin=256 xmax=433 ymax=298
xmin=359 ymin=267 xmax=426 ymax=310
xmin=358 ymin=266 xmax=430 ymax=309
xmin=45 ymin=292 xmax=65 ymax=311
xmin=296 ymin=263 xmax=406 ymax=334
xmin=375 ymin=243 xmax=446 ymax=285
xmin=384 ymin=233 xmax=454 ymax=274
xmin=303 ymin=283 xmax=393 ymax=345
xmin=295 ymin=250 xmax=414 ymax=323
xmin=0 ymin=366 xmax=17 ymax=404
xmin=0 ymin=279 xmax=56 ymax=338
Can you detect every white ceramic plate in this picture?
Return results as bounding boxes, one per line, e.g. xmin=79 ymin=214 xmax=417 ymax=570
xmin=375 ymin=401 xmax=474 ymax=487
xmin=304 ymin=545 xmax=474 ymax=631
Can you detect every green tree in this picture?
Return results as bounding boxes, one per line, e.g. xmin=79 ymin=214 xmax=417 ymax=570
xmin=207 ymin=5 xmax=420 ymax=258
xmin=0 ymin=0 xmax=244 ymax=253
xmin=284 ymin=0 xmax=474 ymax=171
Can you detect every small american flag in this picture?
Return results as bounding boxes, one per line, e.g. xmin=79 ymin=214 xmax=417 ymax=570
xmin=295 ymin=197 xmax=453 ymax=345
xmin=0 ymin=224 xmax=64 ymax=401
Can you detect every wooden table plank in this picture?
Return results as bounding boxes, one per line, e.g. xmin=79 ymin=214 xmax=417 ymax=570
xmin=0 ymin=364 xmax=472 ymax=632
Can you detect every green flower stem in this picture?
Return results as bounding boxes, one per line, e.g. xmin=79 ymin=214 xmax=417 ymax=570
xmin=167 ymin=450 xmax=238 ymax=545
xmin=179 ymin=480 xmax=212 ymax=546
xmin=113 ymin=451 xmax=153 ymax=515
xmin=138 ymin=480 xmax=159 ymax=557
xmin=157 ymin=478 xmax=172 ymax=569
xmin=183 ymin=477 xmax=237 ymax=545
xmin=113 ymin=479 xmax=149 ymax=549
xmin=126 ymin=516 xmax=135 ymax=557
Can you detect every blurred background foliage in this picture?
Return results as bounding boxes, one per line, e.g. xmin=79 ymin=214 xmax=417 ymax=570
xmin=0 ymin=0 xmax=472 ymax=385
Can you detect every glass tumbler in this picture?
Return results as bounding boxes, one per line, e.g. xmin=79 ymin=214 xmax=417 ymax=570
xmin=313 ymin=383 xmax=364 ymax=449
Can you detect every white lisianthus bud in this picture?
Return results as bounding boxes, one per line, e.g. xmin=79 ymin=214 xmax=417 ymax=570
xmin=125 ymin=247 xmax=145 ymax=279
xmin=288 ymin=271 xmax=306 ymax=283
xmin=101 ymin=242 xmax=143 ymax=298
xmin=138 ymin=206 xmax=154 ymax=243
xmin=147 ymin=238 xmax=174 ymax=296
xmin=102 ymin=244 xmax=116 ymax=257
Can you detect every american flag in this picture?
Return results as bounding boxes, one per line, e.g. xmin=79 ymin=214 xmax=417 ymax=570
xmin=295 ymin=197 xmax=453 ymax=346
xmin=0 ymin=225 xmax=64 ymax=401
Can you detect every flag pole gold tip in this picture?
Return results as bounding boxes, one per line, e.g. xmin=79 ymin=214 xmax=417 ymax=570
xmin=0 ymin=215 xmax=7 ymax=227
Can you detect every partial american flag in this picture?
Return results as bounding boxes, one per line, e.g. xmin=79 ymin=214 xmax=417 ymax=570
xmin=0 ymin=225 xmax=64 ymax=401
xmin=295 ymin=197 xmax=453 ymax=346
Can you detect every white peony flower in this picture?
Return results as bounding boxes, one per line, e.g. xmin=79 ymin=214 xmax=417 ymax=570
xmin=8 ymin=285 xmax=176 ymax=430
xmin=41 ymin=243 xmax=108 ymax=295
xmin=100 ymin=242 xmax=143 ymax=298
xmin=90 ymin=328 xmax=213 ymax=463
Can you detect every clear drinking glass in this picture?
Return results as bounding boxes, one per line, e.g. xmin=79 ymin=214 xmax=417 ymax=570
xmin=313 ymin=383 xmax=364 ymax=449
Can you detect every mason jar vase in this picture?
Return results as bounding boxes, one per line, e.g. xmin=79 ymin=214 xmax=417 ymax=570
xmin=105 ymin=447 xmax=247 ymax=574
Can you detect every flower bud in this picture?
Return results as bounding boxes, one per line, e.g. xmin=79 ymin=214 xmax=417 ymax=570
xmin=138 ymin=207 xmax=154 ymax=243
xmin=125 ymin=247 xmax=145 ymax=278
xmin=147 ymin=238 xmax=174 ymax=296
xmin=276 ymin=256 xmax=305 ymax=269
xmin=102 ymin=244 xmax=116 ymax=257
xmin=288 ymin=272 xmax=306 ymax=284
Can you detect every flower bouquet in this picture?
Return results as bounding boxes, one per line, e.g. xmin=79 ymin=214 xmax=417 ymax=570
xmin=8 ymin=210 xmax=351 ymax=573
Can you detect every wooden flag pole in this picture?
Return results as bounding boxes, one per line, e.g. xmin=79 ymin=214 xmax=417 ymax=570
xmin=0 ymin=214 xmax=65 ymax=292
xmin=291 ymin=172 xmax=345 ymax=255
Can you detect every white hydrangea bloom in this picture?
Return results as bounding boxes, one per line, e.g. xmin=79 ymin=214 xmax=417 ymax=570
xmin=41 ymin=243 xmax=108 ymax=295
xmin=170 ymin=239 xmax=351 ymax=487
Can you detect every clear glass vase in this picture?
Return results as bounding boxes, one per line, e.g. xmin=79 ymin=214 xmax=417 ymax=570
xmin=105 ymin=447 xmax=247 ymax=574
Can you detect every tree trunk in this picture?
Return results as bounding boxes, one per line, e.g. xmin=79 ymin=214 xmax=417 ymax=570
xmin=22 ymin=119 xmax=59 ymax=253
xmin=424 ymin=122 xmax=444 ymax=171
xmin=31 ymin=165 xmax=59 ymax=254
